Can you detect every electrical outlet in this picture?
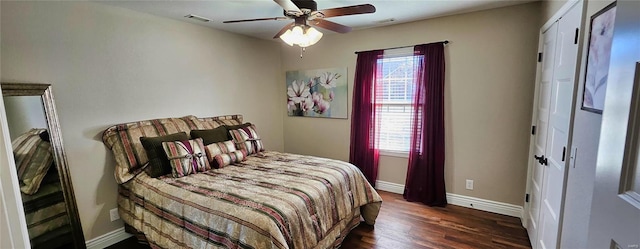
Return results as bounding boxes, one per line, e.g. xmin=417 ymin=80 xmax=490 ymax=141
xmin=109 ymin=208 xmax=120 ymax=222
xmin=466 ymin=179 xmax=474 ymax=190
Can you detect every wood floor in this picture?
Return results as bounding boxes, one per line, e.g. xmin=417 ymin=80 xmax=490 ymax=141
xmin=341 ymin=191 xmax=531 ymax=249
xmin=107 ymin=191 xmax=531 ymax=249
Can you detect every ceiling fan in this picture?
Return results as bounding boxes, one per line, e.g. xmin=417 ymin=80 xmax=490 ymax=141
xmin=223 ymin=0 xmax=376 ymax=47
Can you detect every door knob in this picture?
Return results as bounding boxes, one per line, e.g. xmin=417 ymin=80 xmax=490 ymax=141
xmin=534 ymin=155 xmax=548 ymax=166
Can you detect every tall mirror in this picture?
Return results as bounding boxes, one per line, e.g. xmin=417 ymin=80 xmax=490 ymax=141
xmin=1 ymin=83 xmax=85 ymax=249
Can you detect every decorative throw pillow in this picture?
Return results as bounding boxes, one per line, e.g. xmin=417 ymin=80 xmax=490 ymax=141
xmin=223 ymin=123 xmax=253 ymax=140
xmin=204 ymin=140 xmax=246 ymax=168
xmin=162 ymin=138 xmax=210 ymax=178
xmin=205 ymin=140 xmax=236 ymax=158
xmin=140 ymin=132 xmax=189 ymax=178
xmin=228 ymin=124 xmax=264 ymax=155
xmin=213 ymin=150 xmax=248 ymax=169
xmin=102 ymin=116 xmax=199 ymax=184
xmin=11 ymin=128 xmax=54 ymax=195
xmin=190 ymin=126 xmax=229 ymax=145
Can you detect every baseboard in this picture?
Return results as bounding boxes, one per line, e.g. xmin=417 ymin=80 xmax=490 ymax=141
xmin=85 ymin=227 xmax=132 ymax=249
xmin=446 ymin=193 xmax=523 ymax=218
xmin=375 ymin=180 xmax=405 ymax=194
xmin=375 ymin=180 xmax=524 ymax=219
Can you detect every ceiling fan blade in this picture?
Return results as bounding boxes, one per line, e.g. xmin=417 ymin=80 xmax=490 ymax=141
xmin=273 ymin=0 xmax=302 ymax=15
xmin=315 ymin=4 xmax=376 ymax=18
xmin=273 ymin=23 xmax=296 ymax=39
xmin=310 ymin=19 xmax=352 ymax=33
xmin=223 ymin=17 xmax=288 ymax=23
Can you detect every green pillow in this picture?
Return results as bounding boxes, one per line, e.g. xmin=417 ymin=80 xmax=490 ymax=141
xmin=190 ymin=126 xmax=229 ymax=145
xmin=140 ymin=132 xmax=189 ymax=178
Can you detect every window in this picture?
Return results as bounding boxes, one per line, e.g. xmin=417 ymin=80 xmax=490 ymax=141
xmin=376 ymin=53 xmax=422 ymax=152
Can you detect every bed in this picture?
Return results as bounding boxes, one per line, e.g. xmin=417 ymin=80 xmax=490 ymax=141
xmin=12 ymin=128 xmax=73 ymax=249
xmin=103 ymin=115 xmax=382 ymax=249
xmin=21 ymin=168 xmax=73 ymax=249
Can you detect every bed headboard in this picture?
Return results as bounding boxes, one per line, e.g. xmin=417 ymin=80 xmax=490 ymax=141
xmin=102 ymin=115 xmax=243 ymax=184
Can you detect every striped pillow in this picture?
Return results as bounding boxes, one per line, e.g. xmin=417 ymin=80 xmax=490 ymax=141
xmin=228 ymin=124 xmax=264 ymax=155
xmin=102 ymin=116 xmax=200 ymax=183
xmin=213 ymin=150 xmax=248 ymax=169
xmin=12 ymin=128 xmax=54 ymax=195
xmin=196 ymin=115 xmax=243 ymax=129
xmin=102 ymin=115 xmax=244 ymax=183
xmin=204 ymin=140 xmax=246 ymax=168
xmin=162 ymin=138 xmax=210 ymax=178
xmin=140 ymin=132 xmax=189 ymax=178
xmin=205 ymin=140 xmax=236 ymax=159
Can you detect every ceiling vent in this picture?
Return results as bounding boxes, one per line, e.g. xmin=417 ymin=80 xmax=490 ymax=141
xmin=377 ymin=18 xmax=395 ymax=24
xmin=184 ymin=14 xmax=211 ymax=22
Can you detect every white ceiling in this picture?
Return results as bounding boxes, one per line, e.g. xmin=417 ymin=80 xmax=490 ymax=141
xmin=97 ymin=0 xmax=535 ymax=41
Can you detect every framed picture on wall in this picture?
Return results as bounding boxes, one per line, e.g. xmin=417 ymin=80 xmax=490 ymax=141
xmin=285 ymin=67 xmax=348 ymax=119
xmin=581 ymin=2 xmax=617 ymax=114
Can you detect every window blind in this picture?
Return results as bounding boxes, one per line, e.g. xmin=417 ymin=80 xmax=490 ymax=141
xmin=375 ymin=54 xmax=422 ymax=152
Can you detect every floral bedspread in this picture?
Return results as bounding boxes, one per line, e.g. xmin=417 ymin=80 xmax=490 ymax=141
xmin=118 ymin=151 xmax=382 ymax=249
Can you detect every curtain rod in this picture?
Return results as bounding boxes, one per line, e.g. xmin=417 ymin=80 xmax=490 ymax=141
xmin=354 ymin=40 xmax=449 ymax=54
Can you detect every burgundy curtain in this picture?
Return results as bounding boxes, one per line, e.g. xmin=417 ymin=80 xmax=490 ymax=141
xmin=349 ymin=50 xmax=383 ymax=186
xmin=403 ymin=42 xmax=447 ymax=206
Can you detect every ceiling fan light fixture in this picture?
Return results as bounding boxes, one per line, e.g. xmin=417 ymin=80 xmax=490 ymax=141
xmin=292 ymin=25 xmax=304 ymax=37
xmin=305 ymin=27 xmax=323 ymax=45
xmin=279 ymin=25 xmax=323 ymax=47
xmin=279 ymin=29 xmax=296 ymax=46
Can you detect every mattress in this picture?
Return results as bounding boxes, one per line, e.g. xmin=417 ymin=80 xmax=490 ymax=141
xmin=118 ymin=151 xmax=382 ymax=249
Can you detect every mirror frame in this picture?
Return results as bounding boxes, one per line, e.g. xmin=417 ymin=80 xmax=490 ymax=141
xmin=1 ymin=82 xmax=85 ymax=248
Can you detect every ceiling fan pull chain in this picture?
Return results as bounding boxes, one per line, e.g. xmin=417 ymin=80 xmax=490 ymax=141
xmin=300 ymin=47 xmax=306 ymax=58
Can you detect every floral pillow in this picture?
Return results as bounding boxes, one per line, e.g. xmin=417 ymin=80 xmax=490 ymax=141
xmin=205 ymin=140 xmax=247 ymax=168
xmin=162 ymin=138 xmax=210 ymax=178
xmin=228 ymin=124 xmax=264 ymax=155
xmin=12 ymin=128 xmax=54 ymax=195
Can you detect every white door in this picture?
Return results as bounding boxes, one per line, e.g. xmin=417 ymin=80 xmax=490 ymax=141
xmin=526 ymin=2 xmax=583 ymax=248
xmin=587 ymin=1 xmax=640 ymax=248
xmin=537 ymin=3 xmax=582 ymax=249
xmin=527 ymin=22 xmax=557 ymax=248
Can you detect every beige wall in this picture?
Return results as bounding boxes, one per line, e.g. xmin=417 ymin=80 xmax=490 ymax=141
xmin=4 ymin=96 xmax=48 ymax=140
xmin=378 ymin=155 xmax=409 ymax=185
xmin=542 ymin=0 xmax=570 ymax=23
xmin=0 ymin=1 xmax=284 ymax=241
xmin=281 ymin=2 xmax=541 ymax=206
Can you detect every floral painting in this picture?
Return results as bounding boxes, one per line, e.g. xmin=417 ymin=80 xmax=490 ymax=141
xmin=582 ymin=2 xmax=616 ymax=114
xmin=286 ymin=68 xmax=348 ymax=118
